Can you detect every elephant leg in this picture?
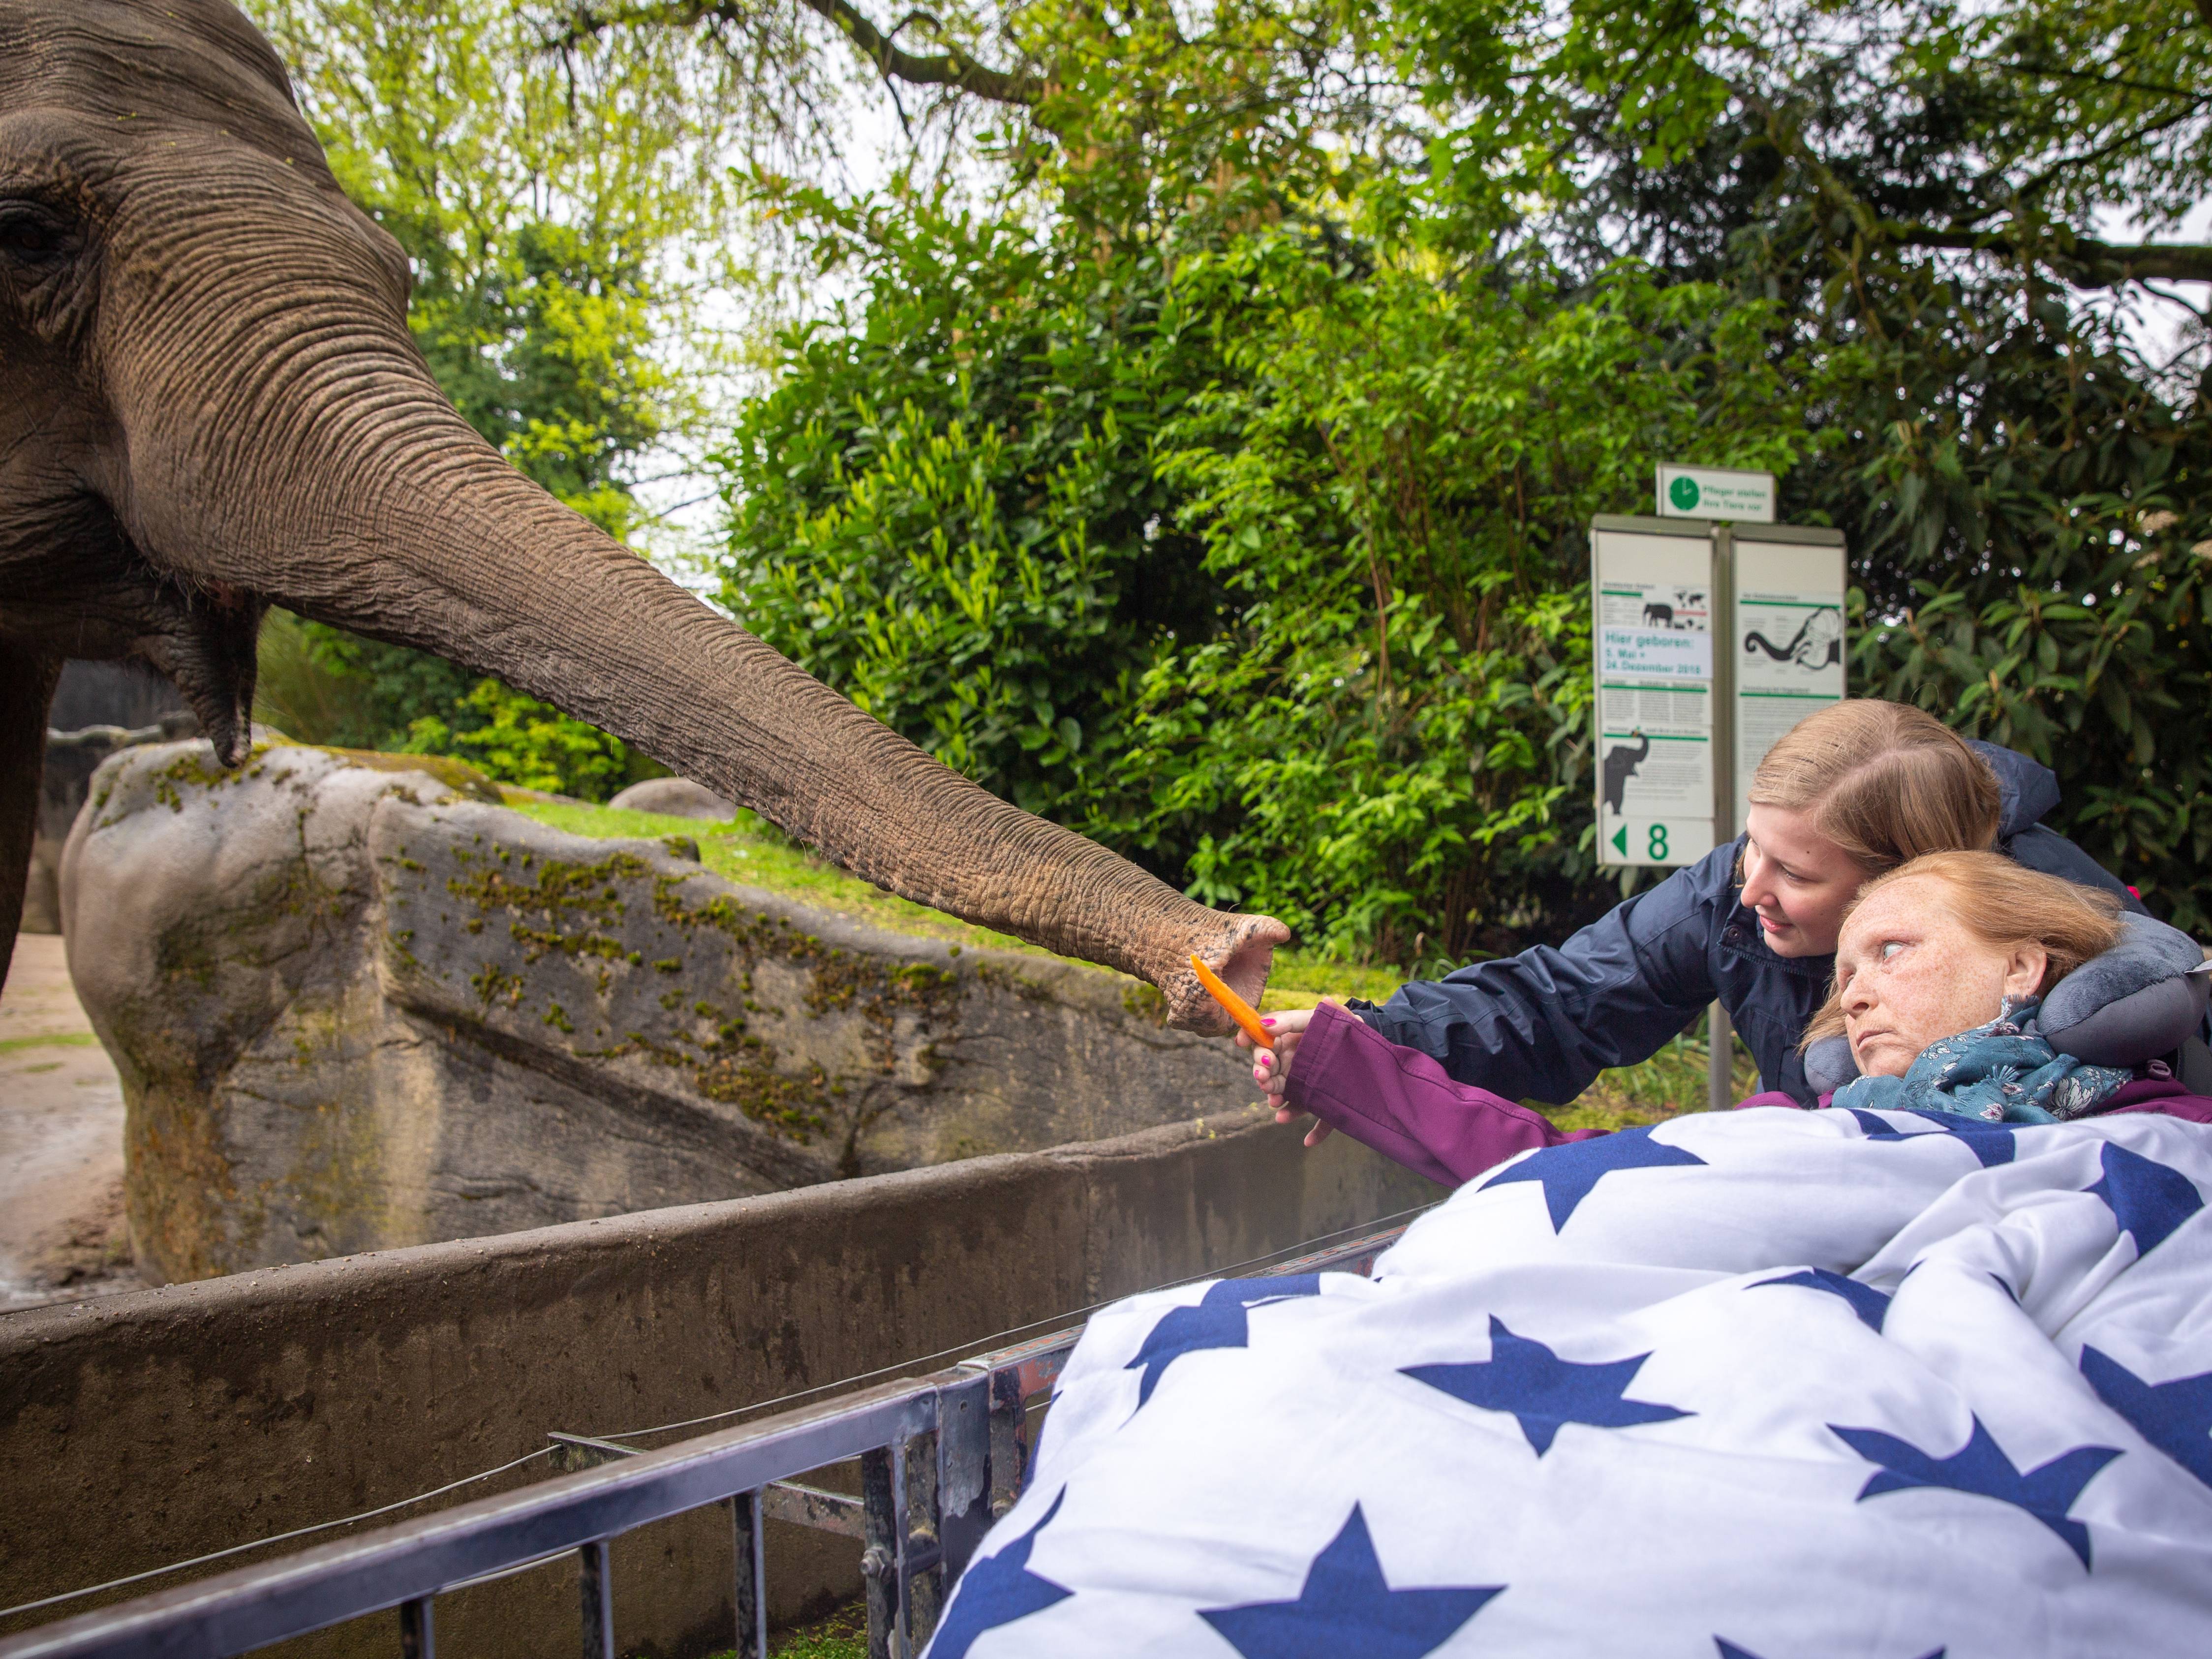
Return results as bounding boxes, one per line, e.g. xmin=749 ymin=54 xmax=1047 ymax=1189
xmin=0 ymin=647 xmax=62 ymax=996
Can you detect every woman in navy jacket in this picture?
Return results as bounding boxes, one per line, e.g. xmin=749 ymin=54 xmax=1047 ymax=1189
xmin=1311 ymin=702 xmax=2151 ymax=1108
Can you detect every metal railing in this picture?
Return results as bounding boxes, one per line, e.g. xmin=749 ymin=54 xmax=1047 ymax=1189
xmin=0 ymin=1224 xmax=1408 ymax=1659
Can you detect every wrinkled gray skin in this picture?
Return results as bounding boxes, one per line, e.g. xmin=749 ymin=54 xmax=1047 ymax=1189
xmin=0 ymin=0 xmax=1288 ymax=1024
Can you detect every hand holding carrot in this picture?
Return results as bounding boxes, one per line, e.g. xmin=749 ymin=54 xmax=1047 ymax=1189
xmin=1239 ymin=1003 xmax=1336 ymax=1148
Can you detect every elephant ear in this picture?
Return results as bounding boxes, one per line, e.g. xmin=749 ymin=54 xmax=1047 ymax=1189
xmin=0 ymin=650 xmax=61 ymax=994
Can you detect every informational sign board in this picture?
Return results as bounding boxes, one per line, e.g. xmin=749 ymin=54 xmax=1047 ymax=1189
xmin=1655 ymin=463 xmax=1775 ymax=523
xmin=1731 ymin=532 xmax=1847 ymax=827
xmin=1592 ymin=516 xmax=1846 ymax=867
xmin=1592 ymin=521 xmax=1717 ymax=869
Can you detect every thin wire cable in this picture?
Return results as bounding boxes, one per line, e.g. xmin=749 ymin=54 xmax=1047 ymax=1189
xmin=594 ymin=1201 xmax=1441 ymax=1444
xmin=0 ymin=1448 xmax=560 ymax=1623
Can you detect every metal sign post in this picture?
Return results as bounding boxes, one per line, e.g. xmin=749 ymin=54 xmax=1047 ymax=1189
xmin=1593 ymin=474 xmax=1847 ymax=1111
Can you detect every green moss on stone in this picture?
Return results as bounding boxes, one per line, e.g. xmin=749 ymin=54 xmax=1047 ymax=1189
xmin=471 ymin=963 xmax=524 ymax=1007
xmin=1122 ymin=983 xmax=1168 ymax=1026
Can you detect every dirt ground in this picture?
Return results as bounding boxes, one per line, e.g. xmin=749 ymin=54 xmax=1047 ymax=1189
xmin=0 ymin=933 xmax=146 ymax=1309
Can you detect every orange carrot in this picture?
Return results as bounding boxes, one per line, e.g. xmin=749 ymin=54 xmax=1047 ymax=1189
xmin=1190 ymin=954 xmax=1273 ymax=1049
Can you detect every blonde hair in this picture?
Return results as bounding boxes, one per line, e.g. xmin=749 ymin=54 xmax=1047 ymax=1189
xmin=1802 ymin=850 xmax=2123 ymax=1047
xmin=1749 ymin=701 xmax=2001 ymax=873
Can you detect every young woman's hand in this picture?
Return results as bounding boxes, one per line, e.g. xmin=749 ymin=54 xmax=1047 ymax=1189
xmin=1238 ymin=1002 xmax=1337 ymax=1147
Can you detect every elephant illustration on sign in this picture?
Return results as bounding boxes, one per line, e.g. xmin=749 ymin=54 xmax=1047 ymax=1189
xmin=1744 ymin=607 xmax=1844 ymax=671
xmin=0 ymin=0 xmax=1285 ymax=1019
xmin=1601 ymin=732 xmax=1652 ymax=814
xmin=1641 ymin=592 xmax=1705 ymax=630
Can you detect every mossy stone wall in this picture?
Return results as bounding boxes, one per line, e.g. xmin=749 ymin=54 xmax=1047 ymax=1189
xmin=61 ymin=742 xmax=1253 ymax=1282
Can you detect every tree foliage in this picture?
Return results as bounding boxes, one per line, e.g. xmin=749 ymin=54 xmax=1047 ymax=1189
xmin=1406 ymin=0 xmax=2212 ymax=924
xmin=249 ymin=0 xmax=2212 ymax=941
xmin=709 ymin=0 xmax=2212 ymax=952
xmin=1103 ymin=250 xmax=1816 ymax=963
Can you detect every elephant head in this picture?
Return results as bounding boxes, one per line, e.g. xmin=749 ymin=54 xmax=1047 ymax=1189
xmin=0 ymin=0 xmax=1286 ymax=1022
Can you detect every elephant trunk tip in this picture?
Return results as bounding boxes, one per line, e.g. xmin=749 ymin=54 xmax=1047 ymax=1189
xmin=210 ymin=722 xmax=250 ymax=769
xmin=147 ymin=588 xmax=268 ymax=772
xmin=175 ymin=658 xmax=254 ymax=768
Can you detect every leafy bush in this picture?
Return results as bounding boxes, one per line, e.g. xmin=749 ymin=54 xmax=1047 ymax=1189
xmin=716 ymin=188 xmax=1229 ymax=827
xmin=1098 ymin=241 xmax=1816 ymax=963
xmin=720 ymin=184 xmax=1817 ymax=963
xmin=400 ymin=679 xmax=649 ymax=801
xmin=1808 ymin=316 xmax=2212 ymax=931
xmin=256 ymin=612 xmax=660 ymax=801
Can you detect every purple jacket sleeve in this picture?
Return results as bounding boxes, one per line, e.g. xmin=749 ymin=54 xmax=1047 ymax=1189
xmin=1282 ymin=1001 xmax=1609 ymax=1186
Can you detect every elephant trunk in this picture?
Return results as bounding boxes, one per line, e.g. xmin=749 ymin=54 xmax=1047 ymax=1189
xmin=181 ymin=365 xmax=1268 ymax=1020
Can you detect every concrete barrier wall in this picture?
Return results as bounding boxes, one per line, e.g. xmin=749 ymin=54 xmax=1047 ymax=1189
xmin=0 ymin=1108 xmax=1442 ymax=1657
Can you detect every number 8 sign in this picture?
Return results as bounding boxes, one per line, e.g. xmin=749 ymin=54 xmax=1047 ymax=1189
xmin=1600 ymin=816 xmax=1715 ymax=869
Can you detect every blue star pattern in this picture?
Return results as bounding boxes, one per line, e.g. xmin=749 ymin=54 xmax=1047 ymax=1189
xmin=1481 ymin=1127 xmax=1707 ymax=1230
xmin=927 ymin=1489 xmax=1073 ymax=1659
xmin=1898 ymin=1110 xmax=2018 ymax=1167
xmin=2087 ymin=1142 xmax=2203 ymax=1258
xmin=1403 ymin=1315 xmax=1692 ymax=1455
xmin=2080 ymin=1346 xmax=2212 ymax=1488
xmin=1829 ymin=1415 xmax=2120 ymax=1568
xmin=919 ymin=1108 xmax=2212 ymax=1653
xmin=1198 ymin=1505 xmax=1503 ymax=1658
xmin=1125 ymin=1277 xmax=1321 ymax=1406
xmin=1753 ymin=1269 xmax=1891 ymax=1332
xmin=1844 ymin=1108 xmax=1914 ymax=1141
xmin=1717 ymin=1642 xmax=1942 ymax=1659
xmin=1842 ymin=1108 xmax=2018 ymax=1168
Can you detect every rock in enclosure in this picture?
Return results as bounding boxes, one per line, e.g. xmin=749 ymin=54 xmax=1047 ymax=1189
xmin=61 ymin=742 xmax=1252 ymax=1283
xmin=24 ymin=715 xmax=198 ymax=934
xmin=606 ymin=777 xmax=737 ymax=819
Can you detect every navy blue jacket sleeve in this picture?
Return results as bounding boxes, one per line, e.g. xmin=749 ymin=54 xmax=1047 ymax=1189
xmin=2002 ymin=824 xmax=2147 ymax=914
xmin=1349 ymin=844 xmax=1735 ymax=1105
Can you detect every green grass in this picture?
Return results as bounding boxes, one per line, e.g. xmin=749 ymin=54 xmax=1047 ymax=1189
xmin=701 ymin=1600 xmax=868 ymax=1659
xmin=1548 ymin=1027 xmax=1763 ymax=1130
xmin=0 ymin=1032 xmax=99 ymax=1056
xmin=503 ymin=799 xmax=1056 ymax=960
xmin=1245 ymin=955 xmax=1408 ymax=1012
xmin=769 ymin=1601 xmax=868 ymax=1657
xmin=501 ymin=796 xmax=1405 ymax=1010
xmin=502 ymin=795 xmax=1752 ymax=1121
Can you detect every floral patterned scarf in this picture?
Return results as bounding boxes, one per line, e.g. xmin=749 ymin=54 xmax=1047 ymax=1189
xmin=1831 ymin=1000 xmax=2134 ymax=1124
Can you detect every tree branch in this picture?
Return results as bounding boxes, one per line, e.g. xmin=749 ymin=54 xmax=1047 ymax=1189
xmin=1885 ymin=225 xmax=2212 ymax=288
xmin=555 ymin=0 xmax=1040 ymax=105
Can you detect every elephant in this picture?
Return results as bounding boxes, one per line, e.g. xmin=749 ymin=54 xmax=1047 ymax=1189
xmin=0 ymin=0 xmax=1286 ymax=1023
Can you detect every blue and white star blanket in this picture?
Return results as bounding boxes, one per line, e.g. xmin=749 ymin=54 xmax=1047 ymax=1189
xmin=923 ymin=1107 xmax=2212 ymax=1657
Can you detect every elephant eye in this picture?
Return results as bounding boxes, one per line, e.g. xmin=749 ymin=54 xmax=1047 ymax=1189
xmin=0 ymin=203 xmax=72 ymax=266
